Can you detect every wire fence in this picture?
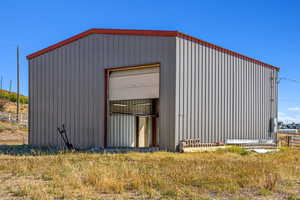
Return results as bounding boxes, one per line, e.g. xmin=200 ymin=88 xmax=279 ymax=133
xmin=278 ymin=132 xmax=300 ymax=149
xmin=0 ymin=112 xmax=28 ymax=127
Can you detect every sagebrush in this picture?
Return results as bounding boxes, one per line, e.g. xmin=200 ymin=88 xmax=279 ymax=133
xmin=0 ymin=89 xmax=28 ymax=104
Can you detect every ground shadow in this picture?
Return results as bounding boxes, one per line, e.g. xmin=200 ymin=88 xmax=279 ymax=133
xmin=0 ymin=145 xmax=160 ymax=156
xmin=0 ymin=145 xmax=61 ymax=156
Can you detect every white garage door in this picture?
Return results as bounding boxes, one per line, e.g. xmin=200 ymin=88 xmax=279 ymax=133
xmin=109 ymin=67 xmax=159 ymax=100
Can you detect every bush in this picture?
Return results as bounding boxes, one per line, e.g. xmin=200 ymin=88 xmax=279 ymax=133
xmin=288 ymin=194 xmax=300 ymax=200
xmin=257 ymin=189 xmax=273 ymax=196
xmin=0 ymin=90 xmax=28 ymax=104
xmin=218 ymin=146 xmax=250 ymax=156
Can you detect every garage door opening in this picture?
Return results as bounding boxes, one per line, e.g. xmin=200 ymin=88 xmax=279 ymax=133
xmin=105 ymin=63 xmax=160 ymax=148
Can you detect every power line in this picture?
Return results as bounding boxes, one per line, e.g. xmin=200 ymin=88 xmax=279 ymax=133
xmin=9 ymin=80 xmax=12 ymax=92
xmin=17 ymin=46 xmax=20 ymax=122
xmin=278 ymin=77 xmax=300 ymax=84
xmin=0 ymin=76 xmax=2 ymax=90
xmin=279 ymin=99 xmax=300 ymax=103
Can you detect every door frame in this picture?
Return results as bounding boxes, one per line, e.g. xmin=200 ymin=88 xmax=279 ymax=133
xmin=135 ymin=115 xmax=158 ymax=148
xmin=104 ymin=62 xmax=160 ymax=148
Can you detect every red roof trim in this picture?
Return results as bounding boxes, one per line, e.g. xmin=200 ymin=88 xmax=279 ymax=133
xmin=26 ymin=29 xmax=177 ymax=60
xmin=27 ymin=28 xmax=279 ymax=71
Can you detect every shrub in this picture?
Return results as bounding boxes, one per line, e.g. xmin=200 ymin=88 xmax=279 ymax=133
xmin=257 ymin=189 xmax=273 ymax=196
xmin=218 ymin=146 xmax=250 ymax=156
xmin=288 ymin=194 xmax=300 ymax=200
xmin=0 ymin=89 xmax=28 ymax=104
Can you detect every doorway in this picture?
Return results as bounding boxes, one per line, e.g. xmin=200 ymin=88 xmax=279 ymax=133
xmin=107 ymin=99 xmax=159 ymax=148
xmin=136 ymin=116 xmax=156 ymax=148
xmin=105 ymin=63 xmax=160 ymax=148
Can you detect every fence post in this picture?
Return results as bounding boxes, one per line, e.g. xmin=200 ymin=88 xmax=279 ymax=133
xmin=287 ymin=136 xmax=291 ymax=148
xmin=0 ymin=112 xmax=28 ymax=127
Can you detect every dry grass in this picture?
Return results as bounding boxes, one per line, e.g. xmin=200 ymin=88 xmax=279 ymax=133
xmin=0 ymin=101 xmax=28 ymax=114
xmin=0 ymin=148 xmax=300 ymax=199
xmin=0 ymin=121 xmax=18 ymax=133
xmin=0 ymin=121 xmax=28 ymax=145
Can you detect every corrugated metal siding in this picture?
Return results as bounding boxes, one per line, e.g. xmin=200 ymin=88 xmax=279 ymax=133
xmin=29 ymin=34 xmax=176 ymax=150
xmin=108 ymin=114 xmax=136 ymax=147
xmin=148 ymin=117 xmax=153 ymax=146
xmin=175 ymin=37 xmax=278 ymax=146
xmin=29 ymin=33 xmax=277 ymax=151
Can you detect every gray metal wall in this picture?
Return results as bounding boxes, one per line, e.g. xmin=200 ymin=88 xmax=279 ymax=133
xmin=174 ymin=37 xmax=278 ymax=147
xmin=29 ymin=34 xmax=176 ymax=150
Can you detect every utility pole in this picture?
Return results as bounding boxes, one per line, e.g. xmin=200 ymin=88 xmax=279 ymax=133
xmin=9 ymin=80 xmax=12 ymax=92
xmin=0 ymin=76 xmax=2 ymax=90
xmin=17 ymin=46 xmax=20 ymax=122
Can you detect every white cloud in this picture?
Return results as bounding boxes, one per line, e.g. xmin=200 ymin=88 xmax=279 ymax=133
xmin=278 ymin=112 xmax=300 ymax=123
xmin=288 ymin=107 xmax=300 ymax=111
xmin=296 ymin=115 xmax=300 ymax=121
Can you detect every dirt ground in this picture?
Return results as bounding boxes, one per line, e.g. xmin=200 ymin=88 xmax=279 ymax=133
xmin=0 ymin=121 xmax=28 ymax=145
xmin=1 ymin=102 xmax=28 ymax=114
xmin=0 ymin=130 xmax=27 ymax=145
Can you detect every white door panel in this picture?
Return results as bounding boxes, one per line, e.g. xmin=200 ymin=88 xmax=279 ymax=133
xmin=109 ymin=68 xmax=159 ymax=100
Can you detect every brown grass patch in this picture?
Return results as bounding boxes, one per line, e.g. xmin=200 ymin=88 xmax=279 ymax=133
xmin=0 ymin=101 xmax=28 ymax=114
xmin=0 ymin=149 xmax=299 ymax=199
xmin=0 ymin=121 xmax=27 ymax=145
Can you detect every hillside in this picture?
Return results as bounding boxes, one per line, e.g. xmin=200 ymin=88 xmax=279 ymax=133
xmin=0 ymin=90 xmax=28 ymax=145
xmin=0 ymin=89 xmax=28 ymax=114
xmin=0 ymin=89 xmax=28 ymax=104
xmin=0 ymin=101 xmax=28 ymax=114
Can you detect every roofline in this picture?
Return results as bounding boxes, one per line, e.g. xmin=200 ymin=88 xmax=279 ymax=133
xmin=26 ymin=28 xmax=279 ymax=71
xmin=26 ymin=29 xmax=177 ymax=60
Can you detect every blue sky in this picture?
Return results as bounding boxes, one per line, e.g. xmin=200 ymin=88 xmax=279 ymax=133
xmin=0 ymin=0 xmax=299 ymax=122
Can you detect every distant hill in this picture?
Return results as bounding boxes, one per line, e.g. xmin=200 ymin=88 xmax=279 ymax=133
xmin=0 ymin=90 xmax=28 ymax=114
xmin=0 ymin=89 xmax=28 ymax=104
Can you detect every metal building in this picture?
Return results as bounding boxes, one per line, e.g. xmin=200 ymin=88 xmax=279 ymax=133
xmin=27 ymin=29 xmax=279 ymax=151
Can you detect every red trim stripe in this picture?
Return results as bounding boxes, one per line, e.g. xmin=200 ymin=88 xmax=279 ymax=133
xmin=26 ymin=29 xmax=177 ymax=60
xmin=26 ymin=28 xmax=279 ymax=71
